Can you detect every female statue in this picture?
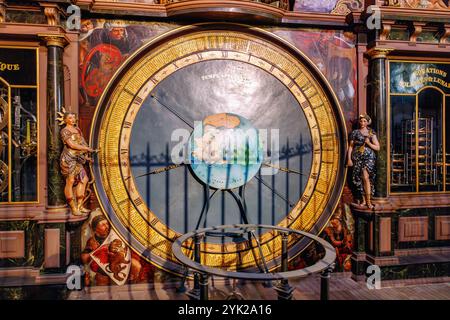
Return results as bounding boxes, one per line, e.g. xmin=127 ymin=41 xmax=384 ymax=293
xmin=60 ymin=112 xmax=96 ymax=216
xmin=347 ymin=114 xmax=380 ymax=209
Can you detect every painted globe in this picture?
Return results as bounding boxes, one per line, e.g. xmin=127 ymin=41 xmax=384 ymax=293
xmin=188 ymin=113 xmax=263 ymax=190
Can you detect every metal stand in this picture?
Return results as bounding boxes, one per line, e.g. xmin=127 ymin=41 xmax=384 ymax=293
xmin=186 ymin=233 xmax=203 ymax=300
xmin=179 ymin=184 xmax=263 ymax=297
xmin=274 ymin=231 xmax=294 ymax=300
xmin=200 ymin=273 xmax=209 ymax=300
xmin=172 ymin=224 xmax=337 ymax=301
xmin=178 ymin=183 xmax=215 ymax=294
xmin=320 ymin=264 xmax=334 ymax=301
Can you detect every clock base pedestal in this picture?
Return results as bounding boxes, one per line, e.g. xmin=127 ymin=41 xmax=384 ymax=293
xmin=186 ymin=272 xmax=201 ymax=300
xmin=274 ymin=280 xmax=294 ymax=300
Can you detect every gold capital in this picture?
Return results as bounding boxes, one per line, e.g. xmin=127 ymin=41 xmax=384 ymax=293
xmin=38 ymin=34 xmax=70 ymax=48
xmin=366 ymin=47 xmax=394 ymax=59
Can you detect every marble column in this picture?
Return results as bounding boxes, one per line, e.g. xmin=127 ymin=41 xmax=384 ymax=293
xmin=40 ymin=35 xmax=69 ymax=207
xmin=367 ymin=48 xmax=393 ymax=199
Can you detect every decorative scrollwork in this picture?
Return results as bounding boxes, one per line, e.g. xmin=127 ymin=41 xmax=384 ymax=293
xmin=386 ymin=0 xmax=449 ymax=9
xmin=159 ymin=0 xmax=290 ymax=9
xmin=0 ymin=160 xmax=8 ymax=194
xmin=0 ymin=93 xmax=8 ymax=132
xmin=331 ymin=0 xmax=364 ymax=15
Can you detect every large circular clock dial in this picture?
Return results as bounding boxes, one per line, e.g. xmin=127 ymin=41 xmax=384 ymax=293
xmin=91 ymin=24 xmax=347 ymax=275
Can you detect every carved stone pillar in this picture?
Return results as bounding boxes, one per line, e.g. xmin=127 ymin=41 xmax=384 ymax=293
xmin=39 ymin=35 xmax=69 ymax=208
xmin=366 ymin=48 xmax=393 ymax=199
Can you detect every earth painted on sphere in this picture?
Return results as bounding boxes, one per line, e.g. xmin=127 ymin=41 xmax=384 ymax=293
xmin=188 ymin=113 xmax=264 ymax=190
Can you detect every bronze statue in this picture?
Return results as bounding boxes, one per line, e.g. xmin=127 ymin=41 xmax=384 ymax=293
xmin=59 ymin=111 xmax=96 ymax=216
xmin=347 ymin=114 xmax=380 ymax=209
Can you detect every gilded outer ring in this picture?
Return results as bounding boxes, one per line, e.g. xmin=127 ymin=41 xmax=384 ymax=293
xmin=90 ymin=23 xmax=347 ymax=276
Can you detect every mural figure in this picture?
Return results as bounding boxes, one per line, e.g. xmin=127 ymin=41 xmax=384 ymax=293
xmin=329 ymin=55 xmax=355 ymax=114
xmin=81 ymin=44 xmax=123 ymax=100
xmin=89 ymin=20 xmax=144 ymax=56
xmin=323 ymin=204 xmax=354 ymax=271
xmin=59 ymin=111 xmax=96 ymax=216
xmin=270 ymin=28 xmax=357 ymax=116
xmin=79 ymin=19 xmax=97 ymax=68
xmin=294 ymin=0 xmax=339 ymax=12
xmin=347 ymin=114 xmax=380 ymax=209
xmin=80 ymin=20 xmax=155 ymax=105
xmin=81 ymin=214 xmax=143 ymax=286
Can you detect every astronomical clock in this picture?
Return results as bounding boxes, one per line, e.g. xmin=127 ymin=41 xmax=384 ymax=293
xmin=90 ymin=23 xmax=347 ymax=275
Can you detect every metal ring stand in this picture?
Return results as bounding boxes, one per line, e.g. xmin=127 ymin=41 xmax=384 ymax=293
xmin=172 ymin=224 xmax=336 ymax=300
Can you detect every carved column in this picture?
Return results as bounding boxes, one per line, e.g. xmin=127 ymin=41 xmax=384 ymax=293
xmin=366 ymin=48 xmax=393 ymax=199
xmin=40 ymin=35 xmax=69 ymax=208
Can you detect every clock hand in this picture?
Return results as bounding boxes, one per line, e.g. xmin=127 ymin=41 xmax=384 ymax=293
xmin=253 ymin=175 xmax=296 ymax=208
xmin=151 ymin=94 xmax=194 ymax=129
xmin=125 ymin=163 xmax=184 ymax=180
xmin=262 ymin=162 xmax=308 ymax=176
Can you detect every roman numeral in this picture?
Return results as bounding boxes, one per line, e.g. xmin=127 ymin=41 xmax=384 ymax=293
xmin=123 ymin=121 xmax=132 ymax=128
xmin=294 ymin=71 xmax=302 ymax=80
xmin=150 ymin=77 xmax=158 ymax=84
xmin=150 ymin=218 xmax=158 ymax=227
xmin=196 ymin=53 xmax=203 ymax=60
xmin=133 ymin=96 xmax=143 ymax=105
xmin=134 ymin=197 xmax=143 ymax=206
xmin=311 ymin=173 xmax=318 ymax=180
xmin=301 ymin=195 xmax=310 ymax=203
xmin=123 ymin=88 xmax=134 ymax=96
xmin=121 ymin=148 xmax=128 ymax=155
xmin=322 ymin=133 xmax=337 ymax=138
xmin=172 ymin=62 xmax=179 ymax=69
xmin=222 ymin=51 xmax=228 ymax=58
xmin=288 ymin=81 xmax=295 ymax=89
xmin=301 ymin=101 xmax=310 ymax=109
